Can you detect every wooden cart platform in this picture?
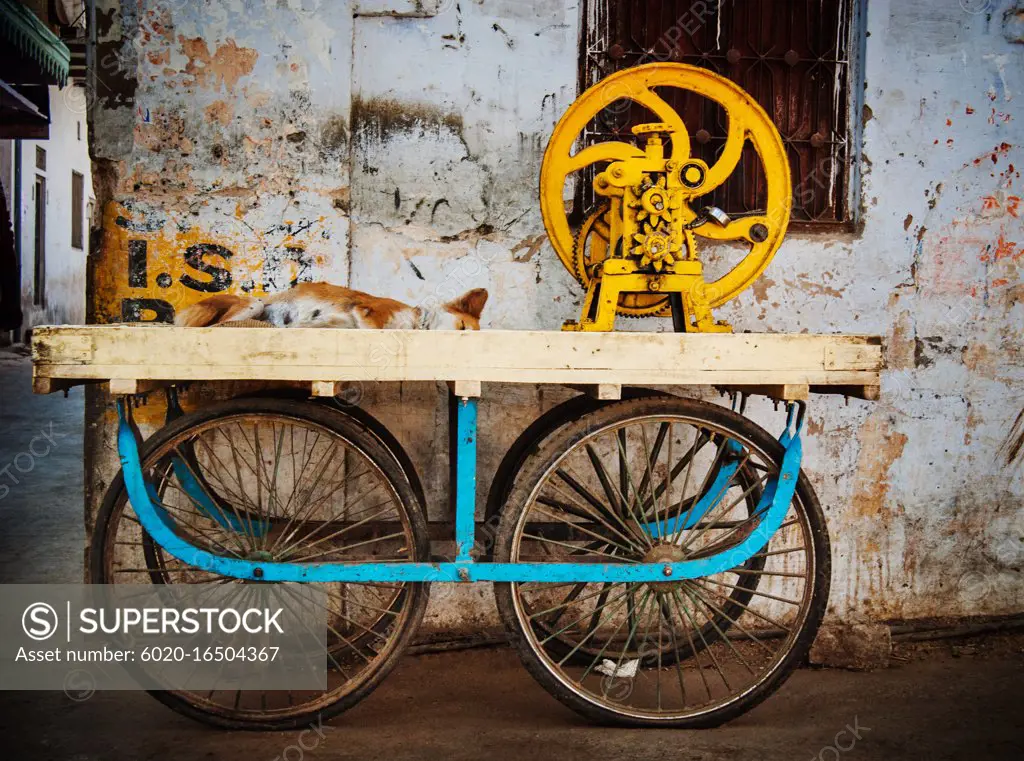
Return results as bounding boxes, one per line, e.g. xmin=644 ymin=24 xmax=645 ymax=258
xmin=31 ymin=325 xmax=882 ymax=401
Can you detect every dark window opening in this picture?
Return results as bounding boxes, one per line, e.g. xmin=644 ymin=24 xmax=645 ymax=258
xmin=71 ymin=171 xmax=84 ymax=250
xmin=33 ymin=175 xmax=46 ymax=306
xmin=578 ymin=0 xmax=861 ymax=230
xmin=35 ymin=146 xmax=46 ymax=171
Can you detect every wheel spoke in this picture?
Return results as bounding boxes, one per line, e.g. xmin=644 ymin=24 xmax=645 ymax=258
xmin=700 ymin=576 xmax=804 ymax=607
xmin=583 ymin=445 xmax=650 ymax=547
xmin=521 ymin=533 xmax=638 ymax=564
xmin=579 ymin=588 xmax=650 ymax=682
xmin=676 ymin=452 xmax=751 ymax=553
xmin=671 ymin=588 xmax=731 ymax=691
xmin=612 ymin=431 xmax=660 ymax=547
xmin=682 ymin=584 xmax=763 ymax=669
xmin=566 ymin=141 xmax=645 ymax=173
xmin=168 ymin=445 xmax=254 ymax=555
xmin=529 ymin=502 xmax=641 ymax=557
xmin=554 ymin=467 xmax=648 ymax=551
xmin=694 ymin=111 xmax=745 ymax=194
xmin=691 ymin=579 xmax=795 ymax=636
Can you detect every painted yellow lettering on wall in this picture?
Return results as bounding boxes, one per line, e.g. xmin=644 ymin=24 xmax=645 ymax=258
xmin=93 ymin=202 xmax=329 ymax=324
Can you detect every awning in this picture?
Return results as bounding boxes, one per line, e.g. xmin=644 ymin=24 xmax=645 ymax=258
xmin=0 ymin=79 xmax=50 ymax=138
xmin=0 ymin=0 xmax=70 ymax=88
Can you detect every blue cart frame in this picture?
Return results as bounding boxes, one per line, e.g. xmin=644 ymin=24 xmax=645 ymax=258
xmin=115 ymin=392 xmax=806 ymax=585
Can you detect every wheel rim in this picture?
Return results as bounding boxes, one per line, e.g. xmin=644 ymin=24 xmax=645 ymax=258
xmin=98 ymin=411 xmax=421 ymax=723
xmin=507 ymin=413 xmax=816 ymax=721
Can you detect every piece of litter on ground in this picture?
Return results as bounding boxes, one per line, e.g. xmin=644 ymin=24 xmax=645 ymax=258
xmin=594 ymin=658 xmax=639 ymax=678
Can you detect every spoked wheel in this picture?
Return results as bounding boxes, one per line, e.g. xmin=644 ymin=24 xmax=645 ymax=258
xmin=494 ymin=397 xmax=829 ymax=727
xmin=91 ymin=398 xmax=429 ymax=730
xmin=520 ymin=460 xmax=767 ymax=669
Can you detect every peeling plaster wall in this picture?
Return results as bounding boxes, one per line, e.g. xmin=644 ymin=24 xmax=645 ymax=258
xmin=89 ymin=0 xmax=353 ymax=325
xmin=731 ymin=0 xmax=1024 ymax=623
xmin=86 ymin=0 xmax=1023 ymax=635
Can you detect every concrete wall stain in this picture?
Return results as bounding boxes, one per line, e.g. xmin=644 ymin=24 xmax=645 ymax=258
xmin=178 ymin=37 xmax=258 ymax=92
xmin=851 ymin=413 xmax=909 ymax=522
xmin=351 ymin=95 xmax=464 ymax=144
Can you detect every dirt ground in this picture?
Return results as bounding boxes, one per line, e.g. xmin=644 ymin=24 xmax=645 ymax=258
xmin=1 ymin=351 xmax=1022 ymax=760
xmin=0 ymin=644 xmax=1022 ymax=761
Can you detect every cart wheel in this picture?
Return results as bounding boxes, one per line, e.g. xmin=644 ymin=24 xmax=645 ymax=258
xmin=494 ymin=394 xmax=766 ymax=664
xmin=91 ymin=398 xmax=429 ymax=730
xmin=493 ymin=397 xmax=829 ymax=727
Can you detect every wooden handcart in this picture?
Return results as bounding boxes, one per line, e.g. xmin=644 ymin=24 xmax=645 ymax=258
xmin=33 ymin=326 xmax=881 ymax=729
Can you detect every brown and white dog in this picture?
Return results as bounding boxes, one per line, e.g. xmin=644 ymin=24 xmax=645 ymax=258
xmin=174 ymin=283 xmax=488 ymax=330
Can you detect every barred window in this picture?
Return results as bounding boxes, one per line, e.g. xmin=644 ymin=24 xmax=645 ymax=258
xmin=578 ymin=0 xmax=863 ymax=230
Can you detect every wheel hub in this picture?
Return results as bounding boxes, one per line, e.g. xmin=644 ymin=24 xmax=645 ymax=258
xmin=642 ymin=543 xmax=687 ymax=591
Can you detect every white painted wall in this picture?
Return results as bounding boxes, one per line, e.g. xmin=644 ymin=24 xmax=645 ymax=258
xmin=87 ymin=0 xmax=1023 ymax=635
xmin=0 ymin=85 xmax=93 ymax=331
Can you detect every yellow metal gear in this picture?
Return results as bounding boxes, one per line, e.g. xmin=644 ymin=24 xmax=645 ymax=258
xmin=632 ymin=223 xmax=679 ymax=271
xmin=573 ymin=208 xmax=698 ymax=318
xmin=631 ymin=175 xmax=674 ymax=226
xmin=540 ymin=63 xmax=792 ymax=331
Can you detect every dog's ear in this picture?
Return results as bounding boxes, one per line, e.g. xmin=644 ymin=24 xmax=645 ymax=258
xmin=447 ymin=288 xmax=488 ymax=319
xmin=355 ymin=304 xmax=376 ymax=323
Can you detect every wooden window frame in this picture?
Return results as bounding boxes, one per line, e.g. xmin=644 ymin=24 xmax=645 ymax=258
xmin=577 ymin=0 xmax=868 ymax=233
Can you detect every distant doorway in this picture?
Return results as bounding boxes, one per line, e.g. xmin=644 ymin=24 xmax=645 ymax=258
xmin=33 ymin=175 xmax=45 ymax=306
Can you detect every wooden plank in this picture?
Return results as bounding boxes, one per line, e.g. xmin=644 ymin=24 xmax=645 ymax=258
xmin=31 ymin=331 xmax=91 ymax=364
xmin=447 ymin=380 xmax=482 ymax=398
xmin=311 ymin=381 xmax=341 ymax=398
xmin=722 ymin=384 xmax=810 ymax=401
xmin=824 ymin=340 xmax=882 ymax=370
xmin=31 ymin=326 xmax=883 ymax=391
xmin=108 ymin=379 xmax=171 ymax=396
xmin=810 ymin=383 xmax=881 ymax=401
xmin=569 ymin=383 xmax=623 ymax=400
xmin=36 ymin=363 xmax=877 ymax=387
xmin=31 ymin=376 xmax=94 ymax=395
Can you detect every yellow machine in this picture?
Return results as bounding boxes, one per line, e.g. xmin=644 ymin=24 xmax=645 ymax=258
xmin=540 ymin=63 xmax=792 ymax=332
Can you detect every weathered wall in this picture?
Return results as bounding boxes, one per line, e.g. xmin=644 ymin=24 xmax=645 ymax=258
xmin=89 ymin=0 xmax=353 ymax=325
xmin=86 ymin=0 xmax=1023 ymax=635
xmin=0 ymin=85 xmax=93 ymax=330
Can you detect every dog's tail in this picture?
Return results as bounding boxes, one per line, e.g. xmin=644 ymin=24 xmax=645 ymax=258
xmin=174 ymin=294 xmax=265 ymax=327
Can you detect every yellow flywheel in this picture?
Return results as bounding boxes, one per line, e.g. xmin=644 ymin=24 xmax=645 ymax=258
xmin=541 ymin=63 xmax=792 ymax=326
